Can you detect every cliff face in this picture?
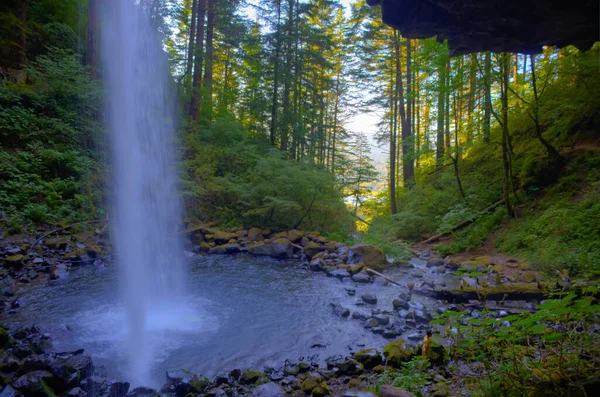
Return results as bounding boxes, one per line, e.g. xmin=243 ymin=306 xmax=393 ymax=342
xmin=367 ymin=0 xmax=599 ymax=54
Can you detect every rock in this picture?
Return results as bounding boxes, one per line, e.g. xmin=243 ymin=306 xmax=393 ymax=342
xmin=373 ymin=314 xmax=390 ymax=325
xmin=67 ymin=387 xmax=86 ymax=397
xmin=351 ymin=273 xmax=370 ymax=283
xmin=14 ymin=370 xmax=55 ymax=394
xmin=208 ymin=246 xmax=227 ymax=255
xmin=247 ymin=228 xmax=264 ymax=241
xmin=327 ymin=268 xmax=350 ymax=279
xmin=426 ymin=258 xmax=444 ymax=268
xmin=374 ymin=277 xmax=389 ymax=286
xmin=287 ymin=230 xmax=304 ymax=243
xmin=346 ymin=288 xmax=356 ymax=296
xmin=309 ymin=258 xmax=326 ymax=272
xmin=4 ymin=255 xmax=24 ymax=268
xmin=223 ymin=243 xmax=242 ymax=254
xmin=66 ymin=355 xmax=94 ymax=379
xmin=270 ymin=238 xmax=294 ymax=259
xmin=248 ymin=242 xmax=273 ymax=256
xmin=241 ymin=370 xmax=263 ymax=385
xmin=379 ymin=385 xmax=416 ymax=397
xmin=383 ymin=339 xmax=414 ymax=367
xmin=331 ymin=303 xmax=350 ymax=318
xmin=213 ymin=231 xmax=236 ymax=245
xmin=361 ymin=293 xmax=377 ymax=305
xmin=341 ymin=390 xmax=377 ymax=397
xmin=126 ymin=387 xmax=158 ymax=397
xmin=353 ymin=348 xmax=382 ymax=369
xmin=0 ymin=385 xmax=18 ymax=397
xmin=348 ymin=244 xmax=387 ymax=271
xmin=106 ymin=382 xmax=130 ymax=397
xmin=301 ymin=375 xmax=323 ymax=394
xmin=392 ymin=299 xmax=408 ymax=310
xmin=304 ymin=241 xmax=322 ymax=258
xmin=335 ymin=359 xmax=364 ymax=376
xmin=348 ymin=264 xmax=364 ymax=274
xmin=325 ymin=241 xmax=337 ymax=252
xmin=312 ymin=382 xmax=331 ymax=397
xmin=250 ymin=382 xmax=284 ymax=397
xmin=0 ymin=327 xmax=10 ymax=346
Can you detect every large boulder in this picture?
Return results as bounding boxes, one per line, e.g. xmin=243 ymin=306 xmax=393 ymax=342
xmin=287 ymin=230 xmax=304 ymax=244
xmin=379 ymin=385 xmax=416 ymax=397
xmin=66 ymin=355 xmax=94 ymax=379
xmin=248 ymin=228 xmax=264 ymax=242
xmin=348 ymin=244 xmax=387 ymax=271
xmin=353 ymin=348 xmax=383 ymax=369
xmin=13 ymin=370 xmax=56 ymax=395
xmin=248 ymin=242 xmax=273 ymax=256
xmin=270 ymin=238 xmax=294 ymax=259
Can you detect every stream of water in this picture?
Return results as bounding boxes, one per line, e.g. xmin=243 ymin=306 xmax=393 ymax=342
xmin=102 ymin=0 xmax=185 ymax=385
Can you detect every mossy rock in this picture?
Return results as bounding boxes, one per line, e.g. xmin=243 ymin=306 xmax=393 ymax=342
xmin=349 ymin=264 xmax=364 ymax=275
xmin=416 ymin=339 xmax=448 ymax=366
xmin=4 ymin=255 xmax=24 ymax=268
xmin=372 ymin=365 xmax=386 ymax=374
xmin=312 ymin=382 xmax=331 ymax=397
xmin=301 ymin=375 xmax=323 ymax=393
xmin=304 ymin=241 xmax=322 ymax=258
xmin=492 ymin=264 xmax=504 ymax=273
xmin=474 ymin=256 xmax=494 ymax=266
xmin=241 ymin=370 xmax=263 ymax=385
xmin=353 ymin=348 xmax=382 ymax=369
xmin=461 ymin=260 xmax=487 ymax=272
xmin=383 ymin=339 xmax=415 ymax=368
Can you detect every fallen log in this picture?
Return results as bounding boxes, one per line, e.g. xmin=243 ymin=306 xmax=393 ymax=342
xmin=416 ymin=284 xmax=546 ymax=303
xmin=416 ymin=199 xmax=505 ymax=246
xmin=32 ymin=219 xmax=108 ymax=249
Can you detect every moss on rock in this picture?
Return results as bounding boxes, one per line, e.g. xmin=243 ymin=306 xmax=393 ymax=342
xmin=383 ymin=339 xmax=414 ymax=368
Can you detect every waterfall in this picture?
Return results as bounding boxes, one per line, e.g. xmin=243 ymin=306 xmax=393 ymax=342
xmin=101 ymin=1 xmax=185 ymax=385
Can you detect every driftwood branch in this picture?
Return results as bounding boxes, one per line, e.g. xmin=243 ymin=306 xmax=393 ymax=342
xmin=416 ymin=199 xmax=505 ymax=246
xmin=32 ymin=219 xmax=108 ymax=249
xmin=364 ymin=266 xmax=403 ymax=287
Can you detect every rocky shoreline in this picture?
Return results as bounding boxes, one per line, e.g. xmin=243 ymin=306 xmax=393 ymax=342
xmin=0 ymin=323 xmax=449 ymax=397
xmin=1 ymin=225 xmax=560 ymax=396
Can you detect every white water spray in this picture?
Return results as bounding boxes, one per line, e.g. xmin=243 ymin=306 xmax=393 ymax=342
xmin=102 ymin=0 xmax=185 ymax=385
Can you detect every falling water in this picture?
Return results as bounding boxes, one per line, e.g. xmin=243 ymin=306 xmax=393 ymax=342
xmin=101 ymin=1 xmax=185 ymax=385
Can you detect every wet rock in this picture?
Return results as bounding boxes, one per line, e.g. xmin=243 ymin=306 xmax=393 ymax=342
xmin=208 ymin=246 xmax=227 ymax=255
xmin=301 ymin=375 xmax=323 ymax=394
xmin=66 ymin=387 xmax=86 ymax=397
xmin=240 ymin=370 xmax=263 ymax=385
xmin=213 ymin=231 xmax=236 ymax=245
xmin=379 ymin=385 xmax=416 ymax=397
xmin=392 ymin=299 xmax=408 ymax=310
xmin=248 ymin=228 xmax=265 ymax=242
xmin=309 ymin=258 xmax=326 ymax=272
xmin=223 ymin=243 xmax=242 ymax=254
xmin=66 ymin=355 xmax=94 ymax=379
xmin=270 ymin=238 xmax=294 ymax=259
xmin=166 ymin=369 xmax=187 ymax=383
xmin=335 ymin=359 xmax=364 ymax=376
xmin=374 ymin=277 xmax=389 ymax=286
xmin=353 ymin=348 xmax=382 ymax=369
xmin=345 ymin=288 xmax=356 ymax=296
xmin=383 ymin=339 xmax=414 ymax=367
xmin=312 ymin=382 xmax=331 ymax=397
xmin=13 ymin=370 xmax=55 ymax=395
xmin=4 ymin=255 xmax=24 ymax=268
xmin=287 ymin=230 xmax=304 ymax=244
xmin=126 ymin=387 xmax=158 ymax=397
xmin=251 ymin=382 xmax=284 ymax=397
xmin=327 ymin=268 xmax=350 ymax=279
xmin=331 ymin=303 xmax=350 ymax=318
xmin=348 ymin=264 xmax=364 ymax=274
xmin=106 ymin=382 xmax=130 ymax=397
xmin=351 ymin=273 xmax=370 ymax=283
xmin=373 ymin=314 xmax=390 ymax=326
xmin=426 ymin=258 xmax=444 ymax=268
xmin=361 ymin=293 xmax=377 ymax=305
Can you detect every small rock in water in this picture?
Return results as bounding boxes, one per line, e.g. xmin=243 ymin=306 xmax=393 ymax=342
xmin=345 ymin=288 xmax=356 ymax=296
xmin=352 ymin=273 xmax=370 ymax=283
xmin=361 ymin=293 xmax=377 ymax=305
xmin=251 ymin=382 xmax=285 ymax=397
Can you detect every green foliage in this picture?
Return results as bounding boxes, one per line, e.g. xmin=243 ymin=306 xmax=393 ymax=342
xmin=0 ymin=48 xmax=102 ymax=229
xmin=433 ymin=288 xmax=600 ymax=396
xmin=180 ymin=117 xmax=352 ymax=233
xmin=373 ymin=358 xmax=430 ymax=397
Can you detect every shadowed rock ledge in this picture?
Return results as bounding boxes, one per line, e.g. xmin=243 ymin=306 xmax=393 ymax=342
xmin=367 ymin=0 xmax=599 ymax=54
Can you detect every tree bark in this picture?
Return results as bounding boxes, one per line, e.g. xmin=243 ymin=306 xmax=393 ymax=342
xmin=483 ymin=52 xmax=491 ymax=144
xmin=402 ymin=38 xmax=414 ymax=187
xmin=185 ymin=0 xmax=198 ymax=83
xmin=202 ymin=0 xmax=215 ymax=120
xmin=436 ymin=57 xmax=446 ymax=163
xmin=501 ymin=53 xmax=514 ymax=217
xmin=190 ymin=0 xmax=207 ymax=122
xmin=270 ymin=0 xmax=282 ymax=147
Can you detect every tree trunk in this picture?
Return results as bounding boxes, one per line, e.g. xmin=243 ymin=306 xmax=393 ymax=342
xmin=436 ymin=56 xmax=446 ymax=163
xmin=202 ymin=0 xmax=215 ymax=120
xmin=190 ymin=0 xmax=207 ymax=122
xmin=483 ymin=52 xmax=491 ymax=144
xmin=402 ymin=38 xmax=414 ymax=187
xmin=86 ymin=0 xmax=98 ymax=70
xmin=501 ymin=53 xmax=514 ymax=217
xmin=270 ymin=0 xmax=282 ymax=147
xmin=185 ymin=0 xmax=198 ymax=83
xmin=390 ymin=30 xmax=400 ymax=215
xmin=529 ymin=54 xmax=561 ymax=161
xmin=467 ymin=54 xmax=476 ymax=144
